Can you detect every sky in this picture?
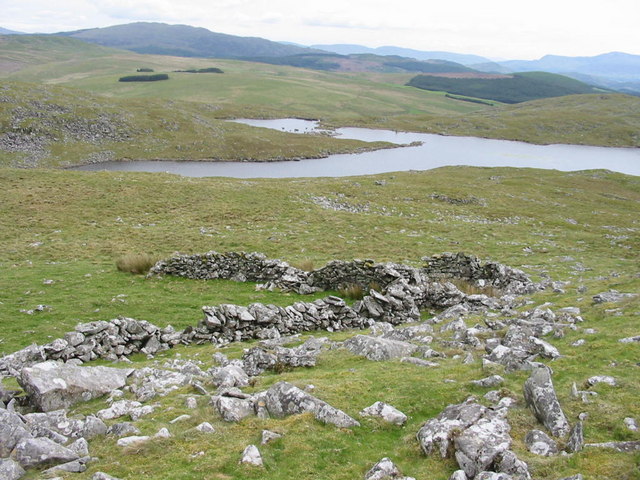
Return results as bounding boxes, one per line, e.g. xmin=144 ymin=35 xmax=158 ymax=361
xmin=2 ymin=0 xmax=639 ymax=60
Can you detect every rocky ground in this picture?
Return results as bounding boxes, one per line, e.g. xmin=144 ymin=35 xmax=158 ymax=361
xmin=1 ymin=253 xmax=638 ymax=480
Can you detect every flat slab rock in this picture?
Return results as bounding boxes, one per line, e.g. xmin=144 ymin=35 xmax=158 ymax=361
xmin=344 ymin=335 xmax=417 ymax=361
xmin=264 ymin=381 xmax=359 ymax=428
xmin=19 ymin=361 xmax=133 ymax=411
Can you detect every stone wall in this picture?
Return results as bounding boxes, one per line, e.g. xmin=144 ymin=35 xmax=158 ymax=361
xmin=1 ymin=251 xmax=537 ymax=376
xmin=149 ymin=250 xmax=537 ymax=295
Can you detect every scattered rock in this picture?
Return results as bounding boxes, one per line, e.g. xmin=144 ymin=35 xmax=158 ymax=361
xmin=261 ymin=430 xmax=282 ymax=444
xmin=584 ymin=441 xmax=640 ymax=452
xmin=240 ymin=444 xmax=263 ymax=467
xmin=13 ymin=437 xmax=79 ymax=469
xmin=566 ymin=421 xmax=584 ymax=453
xmin=344 ymin=335 xmax=417 ymax=361
xmin=471 ymin=375 xmax=504 ymax=388
xmin=117 ymin=435 xmax=151 ymax=447
xmin=592 ymin=291 xmax=637 ymax=304
xmin=264 ymin=381 xmax=359 ymax=428
xmin=107 ymin=422 xmax=141 ymax=437
xmin=92 ymin=473 xmax=123 ymax=480
xmin=360 ymin=401 xmax=408 ymax=426
xmin=364 ymin=457 xmax=416 ymax=480
xmin=524 ymin=429 xmax=558 ymax=456
xmin=586 ymin=375 xmax=616 ymax=387
xmin=195 ymin=422 xmax=215 ymax=433
xmin=624 ymin=417 xmax=638 ymax=431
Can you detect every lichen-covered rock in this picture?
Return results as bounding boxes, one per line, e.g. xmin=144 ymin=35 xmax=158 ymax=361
xmin=264 ymin=381 xmax=359 ymax=428
xmin=566 ymin=421 xmax=584 ymax=453
xmin=0 ymin=409 xmax=32 ymax=457
xmin=524 ymin=429 xmax=558 ymax=456
xmin=13 ymin=437 xmax=79 ymax=469
xmin=0 ymin=458 xmax=25 ymax=480
xmin=417 ymin=399 xmax=488 ymax=457
xmin=592 ymin=290 xmax=637 ymax=304
xmin=523 ymin=367 xmax=570 ymax=437
xmin=92 ymin=472 xmax=123 ymax=480
xmin=453 ymin=412 xmax=512 ymax=478
xmin=18 ymin=361 xmax=132 ymax=411
xmin=344 ymin=335 xmax=417 ymax=361
xmin=261 ymin=430 xmax=282 ymax=444
xmin=211 ymin=395 xmax=256 ymax=423
xmin=211 ymin=365 xmax=250 ymax=388
xmin=360 ymin=402 xmax=407 ymax=426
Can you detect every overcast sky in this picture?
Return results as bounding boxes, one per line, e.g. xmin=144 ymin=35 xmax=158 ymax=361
xmin=3 ymin=0 xmax=638 ymax=60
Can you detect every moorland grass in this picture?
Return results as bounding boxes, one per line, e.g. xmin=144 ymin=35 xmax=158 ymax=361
xmin=1 ymin=157 xmax=639 ymax=480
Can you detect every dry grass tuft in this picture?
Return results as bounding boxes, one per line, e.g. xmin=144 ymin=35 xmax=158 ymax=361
xmin=116 ymin=253 xmax=159 ymax=275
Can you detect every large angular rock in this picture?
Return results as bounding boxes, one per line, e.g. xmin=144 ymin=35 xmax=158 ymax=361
xmin=0 ymin=410 xmax=32 ymax=457
xmin=18 ymin=361 xmax=132 ymax=411
xmin=0 ymin=345 xmax=45 ymax=376
xmin=212 ymin=365 xmax=250 ymax=388
xmin=0 ymin=458 xmax=25 ymax=480
xmin=344 ymin=335 xmax=417 ymax=361
xmin=523 ymin=367 xmax=570 ymax=437
xmin=211 ymin=395 xmax=255 ymax=422
xmin=454 ymin=412 xmax=512 ymax=478
xmin=13 ymin=437 xmax=79 ymax=469
xmin=264 ymin=381 xmax=359 ymax=428
xmin=417 ymin=399 xmax=488 ymax=457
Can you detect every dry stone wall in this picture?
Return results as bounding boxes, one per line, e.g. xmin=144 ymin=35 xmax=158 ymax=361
xmin=1 ymin=251 xmax=538 ymax=375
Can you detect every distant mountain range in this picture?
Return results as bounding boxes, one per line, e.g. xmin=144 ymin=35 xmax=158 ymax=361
xmin=310 ymin=44 xmax=491 ymax=65
xmin=2 ymin=21 xmax=638 ymax=93
xmin=0 ymin=27 xmax=24 ymax=34
xmin=474 ymin=52 xmax=640 ymax=94
xmin=55 ymin=22 xmax=322 ymax=58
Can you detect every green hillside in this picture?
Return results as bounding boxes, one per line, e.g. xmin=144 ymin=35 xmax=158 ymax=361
xmin=407 ymin=71 xmax=608 ymax=103
xmin=0 ymin=82 xmax=392 ymax=168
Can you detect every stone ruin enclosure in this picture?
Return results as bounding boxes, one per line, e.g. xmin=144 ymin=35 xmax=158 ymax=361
xmin=1 ymin=251 xmax=540 ymax=376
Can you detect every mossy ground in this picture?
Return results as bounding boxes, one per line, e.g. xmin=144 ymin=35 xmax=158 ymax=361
xmin=1 ymin=166 xmax=639 ymax=479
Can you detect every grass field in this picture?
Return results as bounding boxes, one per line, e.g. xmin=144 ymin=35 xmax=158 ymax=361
xmin=1 ymin=166 xmax=639 ymax=479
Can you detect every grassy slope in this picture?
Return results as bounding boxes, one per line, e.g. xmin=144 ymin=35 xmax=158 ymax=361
xmin=3 ymin=36 xmax=640 ymax=149
xmin=382 ymin=93 xmax=640 ymax=147
xmin=1 ymin=166 xmax=639 ymax=480
xmin=0 ymin=81 xmax=396 ymax=168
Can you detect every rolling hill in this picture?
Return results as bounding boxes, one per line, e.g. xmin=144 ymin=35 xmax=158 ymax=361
xmin=407 ymin=71 xmax=608 ymax=103
xmin=55 ymin=22 xmax=324 ymax=59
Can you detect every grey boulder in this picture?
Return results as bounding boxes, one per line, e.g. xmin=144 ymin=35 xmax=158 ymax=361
xmin=264 ymin=381 xmax=359 ymax=428
xmin=13 ymin=437 xmax=79 ymax=469
xmin=0 ymin=410 xmax=32 ymax=457
xmin=364 ymin=457 xmax=416 ymax=480
xmin=18 ymin=361 xmax=132 ymax=411
xmin=0 ymin=458 xmax=25 ymax=480
xmin=344 ymin=335 xmax=417 ymax=361
xmin=360 ymin=401 xmax=408 ymax=426
xmin=524 ymin=429 xmax=558 ymax=456
xmin=523 ymin=367 xmax=570 ymax=437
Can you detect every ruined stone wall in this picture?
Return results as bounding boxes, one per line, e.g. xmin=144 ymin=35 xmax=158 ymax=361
xmin=150 ymin=251 xmax=536 ymax=295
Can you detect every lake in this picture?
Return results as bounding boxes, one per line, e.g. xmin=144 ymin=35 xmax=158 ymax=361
xmin=73 ymin=118 xmax=640 ymax=178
